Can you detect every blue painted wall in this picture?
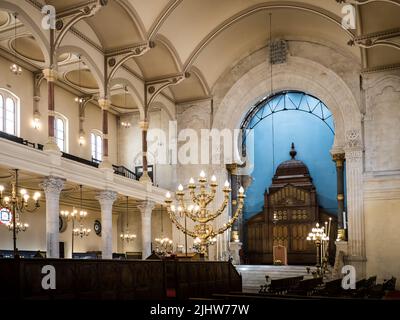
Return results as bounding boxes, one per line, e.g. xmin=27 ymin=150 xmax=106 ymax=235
xmin=243 ymin=109 xmax=337 ymax=220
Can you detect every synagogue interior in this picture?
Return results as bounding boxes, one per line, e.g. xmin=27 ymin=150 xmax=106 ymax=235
xmin=0 ymin=0 xmax=399 ymax=303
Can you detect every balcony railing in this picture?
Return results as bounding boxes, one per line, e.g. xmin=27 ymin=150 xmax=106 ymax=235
xmin=0 ymin=132 xmax=138 ymax=181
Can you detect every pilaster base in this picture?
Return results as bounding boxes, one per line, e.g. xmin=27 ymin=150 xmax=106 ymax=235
xmin=229 ymin=241 xmax=242 ymax=265
xmin=333 ymin=241 xmax=348 ymax=279
xmin=347 ymin=255 xmax=367 ymax=280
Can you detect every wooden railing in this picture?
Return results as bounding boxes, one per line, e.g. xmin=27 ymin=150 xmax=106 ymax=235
xmin=0 ymin=259 xmax=242 ymax=300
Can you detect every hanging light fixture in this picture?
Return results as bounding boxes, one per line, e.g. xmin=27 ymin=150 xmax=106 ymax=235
xmin=120 ymin=196 xmax=136 ymax=242
xmin=74 ymin=55 xmax=84 ymax=103
xmin=10 ymin=13 xmax=22 ymax=75
xmin=120 ymin=86 xmax=131 ymax=128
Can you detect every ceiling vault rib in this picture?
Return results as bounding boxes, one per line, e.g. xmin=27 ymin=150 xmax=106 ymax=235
xmin=350 ymin=28 xmax=400 ymax=50
xmin=183 ymin=4 xmax=355 ymax=72
xmin=336 ymin=0 xmax=400 ymax=7
xmin=148 ymin=0 xmax=183 ymax=40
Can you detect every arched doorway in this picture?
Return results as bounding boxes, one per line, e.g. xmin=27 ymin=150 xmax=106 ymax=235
xmin=240 ymin=91 xmax=339 ymax=265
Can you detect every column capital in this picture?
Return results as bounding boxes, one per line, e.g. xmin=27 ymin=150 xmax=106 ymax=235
xmin=42 ymin=68 xmax=58 ymax=82
xmin=96 ymin=190 xmax=117 ymax=204
xmin=98 ymin=98 xmax=111 ymax=110
xmin=40 ymin=176 xmax=65 ymax=195
xmin=332 ymin=152 xmax=345 ymax=167
xmin=139 ymin=120 xmax=149 ymax=131
xmin=137 ymin=200 xmax=156 ymax=217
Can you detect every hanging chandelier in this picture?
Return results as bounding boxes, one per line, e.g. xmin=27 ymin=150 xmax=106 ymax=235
xmin=120 ymin=196 xmax=136 ymax=242
xmin=60 ymin=185 xmax=90 ymax=239
xmin=154 ymin=237 xmax=173 ymax=254
xmin=10 ymin=13 xmax=22 ymax=75
xmin=0 ymin=169 xmax=41 ymax=256
xmin=120 ymin=86 xmax=131 ymax=128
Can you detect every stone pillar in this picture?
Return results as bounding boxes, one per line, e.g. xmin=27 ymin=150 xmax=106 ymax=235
xmin=96 ymin=190 xmax=117 ymax=259
xmin=98 ymin=99 xmax=112 ymax=169
xmin=139 ymin=120 xmax=152 ymax=182
xmin=41 ymin=176 xmax=65 ymax=258
xmin=332 ymin=152 xmax=346 ymax=240
xmin=344 ymin=129 xmax=366 ymax=279
xmin=42 ymin=68 xmax=59 ymax=152
xmin=138 ymin=200 xmax=155 ymax=259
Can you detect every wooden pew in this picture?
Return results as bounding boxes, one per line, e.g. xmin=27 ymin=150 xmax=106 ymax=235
xmin=260 ymin=276 xmax=304 ymax=294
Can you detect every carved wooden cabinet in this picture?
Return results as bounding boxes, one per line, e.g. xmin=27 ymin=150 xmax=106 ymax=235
xmin=246 ymin=145 xmax=336 ymax=265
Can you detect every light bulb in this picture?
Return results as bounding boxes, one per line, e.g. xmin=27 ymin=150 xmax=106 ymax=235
xmin=4 ymin=196 xmax=10 ymax=203
xmin=23 ymin=194 xmax=29 ymax=202
xmin=199 ymin=171 xmax=206 ymax=178
xmin=189 ymin=177 xmax=195 ymax=184
xmin=178 ymin=184 xmax=183 ymax=191
xmin=33 ymin=192 xmax=41 ymax=200
xmin=20 ymin=189 xmax=27 ymax=195
xmin=0 ymin=185 xmax=4 ymax=192
xmin=224 ymin=181 xmax=230 ymax=188
xmin=211 ymin=175 xmax=217 ymax=182
xmin=75 ymin=97 xmax=79 ymax=102
xmin=165 ymin=191 xmax=171 ymax=199
xmin=239 ymin=186 xmax=244 ymax=194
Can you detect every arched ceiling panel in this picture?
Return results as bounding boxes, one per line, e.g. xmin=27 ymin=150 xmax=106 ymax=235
xmin=65 ymin=69 xmax=99 ymax=90
xmin=111 ymin=92 xmax=138 ymax=109
xmin=158 ymin=0 xmax=347 ymax=64
xmin=126 ymin=0 xmax=171 ymax=32
xmin=367 ymin=46 xmax=400 ymax=69
xmin=134 ymin=39 xmax=180 ymax=79
xmin=169 ymin=71 xmax=208 ymax=102
xmin=86 ymin=0 xmax=143 ymax=50
xmin=360 ymin=2 xmax=400 ymax=34
xmin=0 ymin=10 xmax=8 ymax=27
xmin=123 ymin=59 xmax=144 ymax=78
xmin=193 ymin=8 xmax=358 ymax=89
xmin=74 ymin=20 xmax=102 ymax=48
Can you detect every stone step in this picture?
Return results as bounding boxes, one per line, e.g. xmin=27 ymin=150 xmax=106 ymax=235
xmin=235 ymin=265 xmax=315 ymax=293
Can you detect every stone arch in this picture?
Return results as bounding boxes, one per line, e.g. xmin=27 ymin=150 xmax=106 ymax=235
xmin=149 ymin=101 xmax=175 ymax=121
xmin=57 ymin=45 xmax=105 ymax=97
xmin=109 ymin=77 xmax=145 ymax=120
xmin=0 ymin=0 xmax=50 ymax=65
xmin=212 ymin=56 xmax=362 ymax=151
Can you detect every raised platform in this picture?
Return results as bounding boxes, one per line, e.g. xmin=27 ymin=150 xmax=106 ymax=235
xmin=235 ymin=265 xmax=314 ymax=293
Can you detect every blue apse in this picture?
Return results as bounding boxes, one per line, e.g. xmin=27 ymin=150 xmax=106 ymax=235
xmin=243 ymin=108 xmax=337 ymax=221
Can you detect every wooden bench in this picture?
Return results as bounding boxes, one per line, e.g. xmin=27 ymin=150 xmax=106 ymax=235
xmin=260 ymin=276 xmax=304 ymax=294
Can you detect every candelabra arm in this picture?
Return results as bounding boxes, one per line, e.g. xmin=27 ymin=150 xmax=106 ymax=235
xmin=168 ymin=209 xmax=197 ymax=238
xmin=215 ymin=201 xmax=243 ymax=235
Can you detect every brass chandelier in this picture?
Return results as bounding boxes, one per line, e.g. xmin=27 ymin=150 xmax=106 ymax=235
xmin=120 ymin=196 xmax=136 ymax=242
xmin=165 ymin=170 xmax=245 ymax=256
xmin=0 ymin=169 xmax=41 ymax=256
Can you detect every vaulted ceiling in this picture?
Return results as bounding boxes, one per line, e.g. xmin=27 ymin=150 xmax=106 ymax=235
xmin=0 ymin=0 xmax=399 ymax=109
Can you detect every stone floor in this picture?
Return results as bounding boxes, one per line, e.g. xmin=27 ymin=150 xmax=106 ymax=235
xmin=235 ymin=265 xmax=314 ymax=293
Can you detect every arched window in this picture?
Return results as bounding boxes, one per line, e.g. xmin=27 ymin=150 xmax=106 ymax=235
xmin=91 ymin=130 xmax=102 ymax=161
xmin=0 ymin=89 xmax=19 ymax=136
xmin=54 ymin=113 xmax=68 ymax=152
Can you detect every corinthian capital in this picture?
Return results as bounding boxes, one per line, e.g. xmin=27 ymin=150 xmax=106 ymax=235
xmin=40 ymin=176 xmax=65 ymax=195
xmin=137 ymin=200 xmax=156 ymax=217
xmin=96 ymin=190 xmax=117 ymax=205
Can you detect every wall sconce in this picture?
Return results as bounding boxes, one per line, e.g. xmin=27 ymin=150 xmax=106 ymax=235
xmin=121 ymin=121 xmax=131 ymax=128
xmin=32 ymin=111 xmax=41 ymax=130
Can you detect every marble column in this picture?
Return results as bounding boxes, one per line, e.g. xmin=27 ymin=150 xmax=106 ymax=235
xmin=138 ymin=200 xmax=155 ymax=259
xmin=42 ymin=68 xmax=59 ymax=152
xmin=41 ymin=176 xmax=65 ymax=258
xmin=98 ymin=98 xmax=112 ymax=169
xmin=344 ymin=129 xmax=366 ymax=278
xmin=96 ymin=190 xmax=117 ymax=259
xmin=139 ymin=120 xmax=152 ymax=182
xmin=332 ymin=152 xmax=346 ymax=240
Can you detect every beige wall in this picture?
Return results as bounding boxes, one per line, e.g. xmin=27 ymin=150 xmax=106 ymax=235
xmin=0 ymin=55 xmax=118 ymax=164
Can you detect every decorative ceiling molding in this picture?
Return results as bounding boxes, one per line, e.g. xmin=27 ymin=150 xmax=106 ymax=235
xmin=145 ymin=73 xmax=188 ymax=113
xmin=183 ymin=3 xmax=355 ymax=72
xmin=114 ymin=0 xmax=146 ymax=41
xmin=148 ymin=0 xmax=183 ymax=40
xmin=349 ymin=28 xmax=400 ymax=50
xmin=361 ymin=62 xmax=400 ymax=73
xmin=336 ymin=0 xmax=400 ymax=7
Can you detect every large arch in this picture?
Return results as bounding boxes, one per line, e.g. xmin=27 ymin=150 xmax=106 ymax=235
xmin=212 ymin=50 xmax=366 ymax=276
xmin=57 ymin=45 xmax=105 ymax=97
xmin=0 ymin=0 xmax=50 ymax=65
xmin=212 ymin=56 xmax=362 ymax=150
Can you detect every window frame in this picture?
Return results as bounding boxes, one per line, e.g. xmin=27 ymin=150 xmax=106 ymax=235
xmin=54 ymin=112 xmax=69 ymax=153
xmin=0 ymin=88 xmax=20 ymax=136
xmin=91 ymin=130 xmax=103 ymax=162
